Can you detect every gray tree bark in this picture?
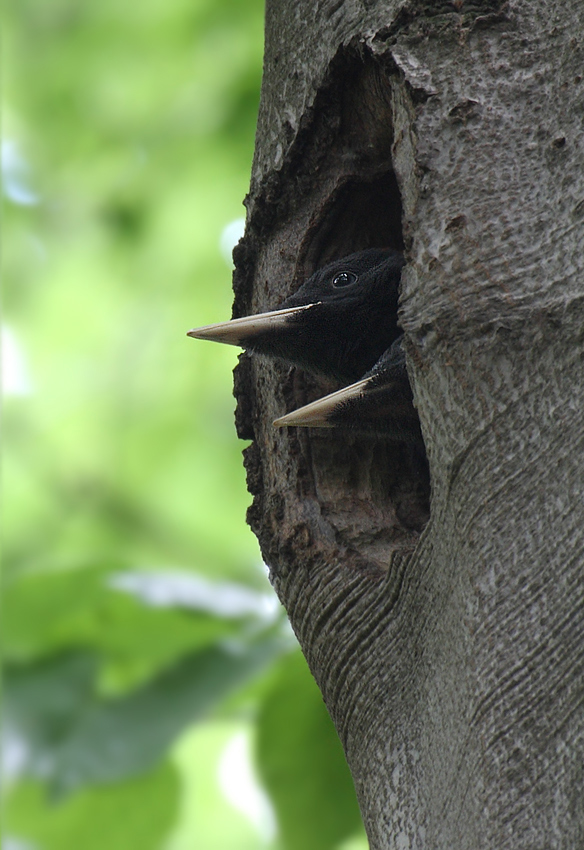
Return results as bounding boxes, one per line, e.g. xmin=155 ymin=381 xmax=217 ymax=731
xmin=233 ymin=1 xmax=584 ymax=847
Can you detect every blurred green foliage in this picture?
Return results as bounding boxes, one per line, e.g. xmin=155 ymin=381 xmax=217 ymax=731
xmin=3 ymin=1 xmax=368 ymax=847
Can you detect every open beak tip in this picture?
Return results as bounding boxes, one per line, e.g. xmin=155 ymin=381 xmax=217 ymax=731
xmin=273 ymin=380 xmax=367 ymax=430
xmin=273 ymin=414 xmax=297 ymax=428
xmin=187 ymin=304 xmax=318 ymax=346
xmin=186 ymin=324 xmax=244 ymax=345
xmin=273 ymin=412 xmax=332 ymax=429
xmin=187 ymin=327 xmax=208 ymax=340
xmin=273 ymin=415 xmax=295 ymax=429
xmin=187 ymin=326 xmax=219 ymax=340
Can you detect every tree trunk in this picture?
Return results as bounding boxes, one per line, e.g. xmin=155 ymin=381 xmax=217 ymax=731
xmin=233 ymin=1 xmax=584 ymax=846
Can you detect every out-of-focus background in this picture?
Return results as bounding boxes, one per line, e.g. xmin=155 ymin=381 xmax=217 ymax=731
xmin=3 ymin=1 xmax=368 ymax=848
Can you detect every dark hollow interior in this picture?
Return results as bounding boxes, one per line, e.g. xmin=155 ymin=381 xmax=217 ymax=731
xmin=294 ymin=57 xmax=430 ymax=537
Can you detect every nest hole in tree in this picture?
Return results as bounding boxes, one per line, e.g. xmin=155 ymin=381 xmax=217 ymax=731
xmin=294 ymin=172 xmax=430 ymax=545
xmin=239 ymin=50 xmax=430 ymax=574
xmin=291 ymin=51 xmax=431 ymax=544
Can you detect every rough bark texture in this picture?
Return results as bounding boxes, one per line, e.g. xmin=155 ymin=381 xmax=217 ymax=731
xmin=233 ymin=1 xmax=584 ymax=847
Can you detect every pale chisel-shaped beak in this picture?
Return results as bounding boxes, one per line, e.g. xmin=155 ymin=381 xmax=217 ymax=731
xmin=273 ymin=378 xmax=368 ymax=429
xmin=187 ymin=304 xmax=316 ymax=347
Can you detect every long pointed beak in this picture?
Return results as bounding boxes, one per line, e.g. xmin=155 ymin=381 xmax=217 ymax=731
xmin=273 ymin=378 xmax=369 ymax=429
xmin=187 ymin=304 xmax=317 ymax=347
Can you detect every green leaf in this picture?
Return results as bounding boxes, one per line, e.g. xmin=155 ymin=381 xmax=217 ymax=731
xmin=4 ymin=651 xmax=98 ymax=777
xmin=256 ymin=651 xmax=365 ymax=850
xmin=3 ymin=565 xmax=248 ymax=690
xmin=6 ymin=636 xmax=285 ymax=796
xmin=5 ymin=761 xmax=179 ymax=850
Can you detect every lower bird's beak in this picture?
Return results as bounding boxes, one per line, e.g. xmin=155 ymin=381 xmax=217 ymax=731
xmin=273 ymin=378 xmax=368 ymax=429
xmin=187 ymin=304 xmax=316 ymax=347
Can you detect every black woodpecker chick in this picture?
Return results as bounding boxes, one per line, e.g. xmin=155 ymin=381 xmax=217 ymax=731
xmin=188 ymin=249 xmax=405 ymax=384
xmin=274 ymin=336 xmax=422 ymax=444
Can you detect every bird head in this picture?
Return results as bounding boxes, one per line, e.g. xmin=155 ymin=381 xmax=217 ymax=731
xmin=188 ymin=249 xmax=404 ymax=383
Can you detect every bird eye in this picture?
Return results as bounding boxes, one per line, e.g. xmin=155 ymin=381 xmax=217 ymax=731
xmin=332 ymin=271 xmax=357 ymax=287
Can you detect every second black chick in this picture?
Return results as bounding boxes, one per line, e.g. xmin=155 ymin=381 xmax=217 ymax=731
xmin=273 ymin=336 xmax=423 ymax=444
